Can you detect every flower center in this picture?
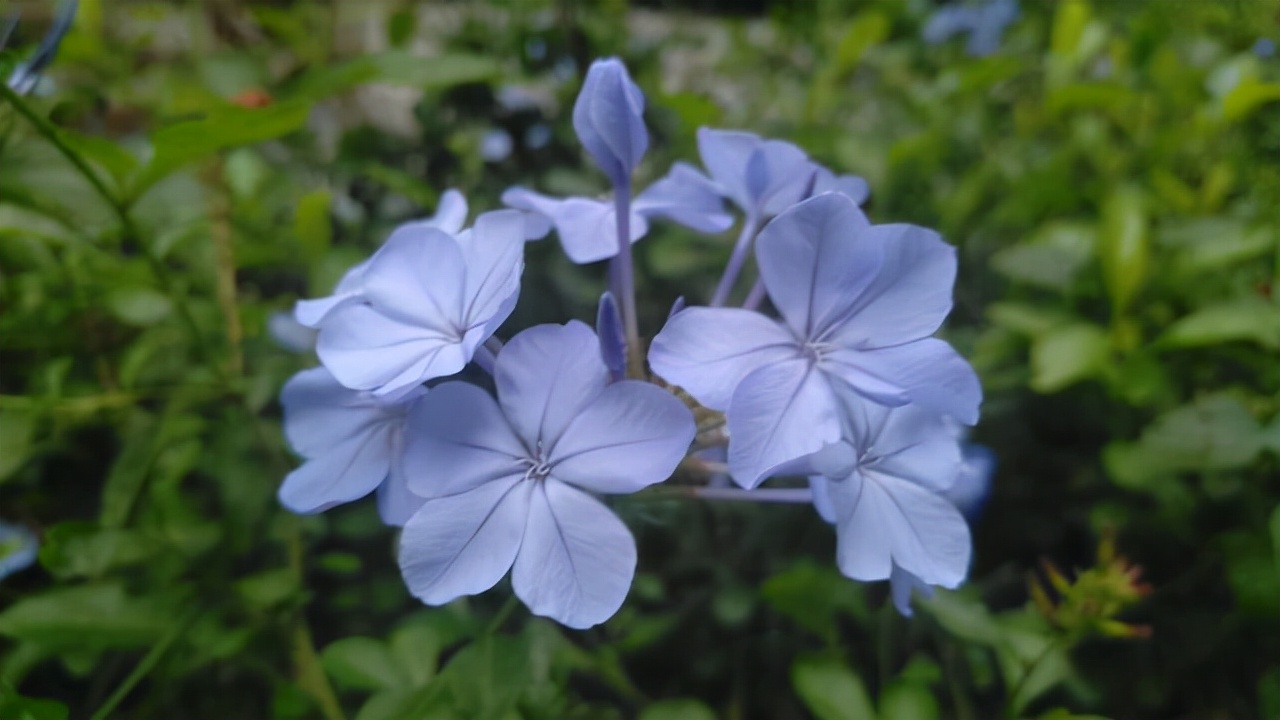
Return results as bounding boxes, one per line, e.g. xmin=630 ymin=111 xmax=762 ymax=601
xmin=801 ymin=341 xmax=831 ymax=365
xmin=520 ymin=448 xmax=553 ymax=482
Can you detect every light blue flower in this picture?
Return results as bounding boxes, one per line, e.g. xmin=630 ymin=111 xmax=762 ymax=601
xmin=313 ymin=209 xmax=525 ymax=397
xmin=502 ymin=162 xmax=732 ymax=263
xmin=278 ymin=367 xmax=425 ymax=525
xmin=649 ymin=192 xmax=981 ymax=487
xmin=573 ymin=58 xmax=648 ymax=189
xmin=294 ymin=189 xmax=469 ymax=329
xmin=396 ymin=321 xmax=695 ymax=628
xmin=0 ymin=521 xmax=39 ymax=580
xmin=922 ymin=0 xmax=1020 ymax=57
xmin=692 ymin=129 xmax=870 ymax=218
xmin=804 ymin=400 xmax=970 ymax=590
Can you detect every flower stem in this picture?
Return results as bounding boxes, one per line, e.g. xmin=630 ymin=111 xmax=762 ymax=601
xmin=742 ymin=276 xmax=767 ymax=310
xmin=709 ymin=211 xmax=759 ymax=307
xmin=609 ymin=179 xmax=644 ymax=378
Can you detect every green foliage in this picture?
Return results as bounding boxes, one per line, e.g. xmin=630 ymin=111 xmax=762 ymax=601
xmin=1 ymin=0 xmax=1276 ymax=718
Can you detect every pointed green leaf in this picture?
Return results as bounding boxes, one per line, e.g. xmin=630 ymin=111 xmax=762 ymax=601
xmin=792 ymin=657 xmax=877 ymax=720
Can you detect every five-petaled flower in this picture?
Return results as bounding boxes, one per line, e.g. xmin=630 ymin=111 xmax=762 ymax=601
xmin=396 ymin=321 xmax=695 ymax=628
xmin=649 ymin=192 xmax=982 ymax=487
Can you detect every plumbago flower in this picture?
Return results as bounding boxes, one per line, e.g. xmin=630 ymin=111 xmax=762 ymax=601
xmin=397 ymin=321 xmax=695 ymax=628
xmin=649 ymin=192 xmax=982 ymax=487
xmin=313 ymin=208 xmax=525 ymax=397
xmin=278 ymin=367 xmax=425 ymax=526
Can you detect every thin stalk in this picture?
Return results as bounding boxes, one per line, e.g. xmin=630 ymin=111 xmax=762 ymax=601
xmin=608 ymin=179 xmax=644 ymax=378
xmin=89 ymin=605 xmax=201 ymax=720
xmin=709 ymin=211 xmax=759 ymax=307
xmin=742 ymin=276 xmax=767 ymax=310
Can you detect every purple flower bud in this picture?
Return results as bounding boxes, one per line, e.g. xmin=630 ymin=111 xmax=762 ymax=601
xmin=572 ymin=58 xmax=648 ymax=188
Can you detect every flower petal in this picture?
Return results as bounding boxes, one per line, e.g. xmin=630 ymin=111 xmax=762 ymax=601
xmin=824 ymin=223 xmax=956 ymax=348
xmin=316 ymin=303 xmax=469 ymax=394
xmin=831 ymin=339 xmax=983 ymax=425
xmin=755 ymin=193 xmax=879 ymax=341
xmin=511 ymin=480 xmax=636 ymax=629
xmin=829 ymin=470 xmax=971 ymax=587
xmin=844 ymin=399 xmax=963 ymax=494
xmin=500 ymin=186 xmax=557 ymax=240
xmin=810 ymin=165 xmax=870 ymax=206
xmin=402 ymin=382 xmax=527 ymax=499
xmin=496 ymin=322 xmax=609 ymax=449
xmin=460 ymin=209 xmax=525 ymax=330
xmin=280 ymin=367 xmax=386 ymax=457
xmin=550 ymin=381 xmax=695 ymax=494
xmin=398 ymin=478 xmax=531 ymax=606
xmin=278 ymin=429 xmax=391 ymax=514
xmin=751 ymin=139 xmax=813 ymax=217
xmin=377 ymin=458 xmax=426 ymax=528
xmin=633 ymin=162 xmax=734 ymax=233
xmin=889 ymin=564 xmax=935 ymax=617
xmin=362 ymin=227 xmax=466 ymax=329
xmin=696 ymin=128 xmax=759 ymax=210
xmin=726 ymin=359 xmax=843 ymax=488
xmin=648 ymin=307 xmax=798 ymax=411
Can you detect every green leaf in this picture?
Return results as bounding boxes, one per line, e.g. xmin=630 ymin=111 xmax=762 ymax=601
xmin=0 ymin=583 xmax=170 ymax=651
xmin=834 ymin=11 xmax=890 ymax=75
xmin=879 ymin=680 xmax=939 ymax=720
xmin=56 ymin=129 xmax=140 ymax=188
xmin=439 ymin=634 xmax=531 ymax=720
xmin=1269 ymin=505 xmax=1280 ymax=586
xmin=37 ymin=522 xmax=155 ymax=579
xmin=106 ymin=287 xmax=173 ymax=327
xmin=791 ymin=656 xmax=877 ymax=720
xmin=321 ymin=637 xmax=408 ymax=692
xmin=0 ymin=689 xmax=69 ymax=720
xmin=761 ymin=561 xmax=867 ymax=638
xmin=1029 ymin=322 xmax=1110 ymax=393
xmin=132 ymin=101 xmax=312 ymax=197
xmin=986 ymin=302 xmax=1075 ymax=338
xmin=640 ymin=699 xmax=718 ymax=720
xmin=1104 ymin=393 xmax=1265 ymax=486
xmin=1157 ymin=299 xmax=1280 ymax=349
xmin=234 ymin=568 xmax=298 ymax=611
xmin=1222 ymin=79 xmax=1280 ymax=122
xmin=289 ymin=52 xmax=500 ymax=101
xmin=1098 ymin=185 xmax=1149 ymax=315
xmin=1050 ymin=0 xmax=1091 ymax=57
xmin=294 ymin=189 xmax=333 ymax=263
xmin=990 ymin=244 xmax=1089 ymax=290
xmin=0 ymin=409 xmax=37 ymax=483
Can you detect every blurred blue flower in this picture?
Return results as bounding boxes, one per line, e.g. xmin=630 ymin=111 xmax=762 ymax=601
xmin=573 ymin=58 xmax=648 ymax=189
xmin=396 ymin=321 xmax=695 ymax=628
xmin=502 ymin=161 xmax=732 ymax=263
xmin=923 ymin=0 xmax=1020 ymax=57
xmin=0 ymin=521 xmax=39 ymax=580
xmin=649 ymin=193 xmax=982 ymax=487
xmin=4 ymin=0 xmax=77 ymax=96
xmin=480 ymin=129 xmax=514 ymax=163
xmin=690 ymin=129 xmax=871 ymax=219
xmin=311 ymin=209 xmax=524 ymax=397
xmin=268 ymin=312 xmax=317 ymax=354
xmin=278 ymin=367 xmax=425 ymax=525
xmin=1254 ymin=38 xmax=1276 ymax=58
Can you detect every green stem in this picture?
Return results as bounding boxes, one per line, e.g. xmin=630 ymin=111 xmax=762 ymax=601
xmin=485 ymin=595 xmax=520 ymax=635
xmin=1004 ymin=635 xmax=1068 ymax=720
xmin=89 ymin=606 xmax=201 ymax=720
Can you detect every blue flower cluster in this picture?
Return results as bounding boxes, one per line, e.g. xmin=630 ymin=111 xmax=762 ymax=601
xmin=280 ymin=58 xmax=990 ymax=628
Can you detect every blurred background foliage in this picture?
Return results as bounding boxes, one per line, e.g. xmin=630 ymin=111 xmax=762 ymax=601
xmin=0 ymin=0 xmax=1278 ymax=718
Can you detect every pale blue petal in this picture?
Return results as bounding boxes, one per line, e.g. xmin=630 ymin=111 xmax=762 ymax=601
xmin=316 ymin=304 xmax=469 ymax=395
xmin=402 ymin=382 xmax=527 ymax=499
xmin=772 ymin=440 xmax=858 ymax=479
xmin=633 ymin=162 xmax=734 ymax=233
xmin=809 ymin=476 xmax=837 ymax=524
xmin=550 ymin=381 xmax=695 ymax=494
xmin=511 ymin=480 xmax=637 ymax=629
xmin=752 ymin=139 xmax=814 ymax=216
xmin=269 ymin=312 xmax=317 ymax=353
xmin=843 ymin=399 xmax=963 ymax=493
xmin=362 ymin=228 xmax=465 ymax=328
xmin=401 ymin=188 xmax=469 ymax=235
xmin=648 ymin=307 xmax=798 ymax=411
xmin=696 ymin=128 xmax=759 ymax=211
xmin=823 ymin=223 xmax=956 ymax=348
xmin=841 ymin=339 xmax=983 ymax=425
xmin=726 ymin=359 xmax=843 ymax=489
xmin=500 ymin=186 xmax=556 ymax=240
xmin=398 ymin=478 xmax=531 ymax=606
xmin=889 ymin=564 xmax=935 ymax=617
xmin=280 ymin=367 xmax=387 ymax=458
xmin=820 ymin=351 xmax=913 ymax=409
xmin=459 ymin=209 xmax=524 ymax=333
xmin=497 ymin=322 xmax=608 ymax=450
xmin=811 ymin=165 xmax=870 ymax=206
xmin=555 ymin=198 xmax=649 ymax=264
xmin=946 ymin=443 xmax=996 ymax=521
xmin=377 ymin=444 xmax=427 ymax=527
xmin=293 ymin=259 xmax=368 ymax=328
xmin=755 ymin=193 xmax=879 ymax=340
xmin=572 ymin=58 xmax=648 ymax=187
xmin=0 ymin=522 xmax=39 ymax=580
xmin=278 ymin=431 xmax=390 ymax=514
xmin=829 ymin=470 xmax=971 ymax=587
